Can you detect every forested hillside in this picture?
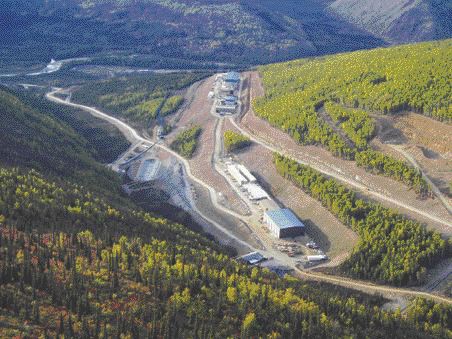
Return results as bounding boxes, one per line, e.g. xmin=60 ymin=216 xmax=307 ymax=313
xmin=0 ymin=72 xmax=451 ymax=338
xmin=329 ymin=0 xmax=452 ymax=43
xmin=0 ymin=167 xmax=450 ymax=337
xmin=0 ymin=0 xmax=384 ymax=70
xmin=73 ymin=73 xmax=207 ymax=126
xmin=273 ymin=154 xmax=449 ymax=286
xmin=254 ymin=39 xmax=451 ymax=195
xmin=0 ymin=87 xmax=127 ymax=195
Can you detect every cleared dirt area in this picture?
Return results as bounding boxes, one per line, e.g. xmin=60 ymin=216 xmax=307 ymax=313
xmin=393 ymin=113 xmax=451 ymax=155
xmin=374 ymin=113 xmax=452 ymax=199
xmin=240 ymin=71 xmax=451 ymax=236
xmin=165 ymin=76 xmax=250 ymax=216
xmin=223 ymin=118 xmax=358 ymax=261
xmin=191 ymin=179 xmax=264 ymax=254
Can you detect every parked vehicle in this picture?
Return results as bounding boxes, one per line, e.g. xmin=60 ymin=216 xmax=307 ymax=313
xmin=306 ymin=241 xmax=319 ymax=249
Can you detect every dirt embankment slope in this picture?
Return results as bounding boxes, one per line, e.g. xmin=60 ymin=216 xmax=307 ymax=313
xmin=238 ymin=71 xmax=451 ymax=235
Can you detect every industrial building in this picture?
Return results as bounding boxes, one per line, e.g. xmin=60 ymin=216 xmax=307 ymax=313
xmin=215 ymin=72 xmax=240 ymax=114
xmin=216 ymin=95 xmax=237 ymax=115
xmin=224 ymin=71 xmax=240 ymax=84
xmin=238 ymin=252 xmax=266 ymax=265
xmin=128 ymin=158 xmax=161 ymax=182
xmin=227 ymin=164 xmax=248 ymax=185
xmin=216 ymin=104 xmax=236 ymax=115
xmin=227 ymin=163 xmax=270 ymax=201
xmin=222 ymin=71 xmax=240 ymax=91
xmin=236 ymin=164 xmax=257 ymax=183
xmin=243 ymin=183 xmax=269 ymax=200
xmin=264 ymin=208 xmax=305 ymax=238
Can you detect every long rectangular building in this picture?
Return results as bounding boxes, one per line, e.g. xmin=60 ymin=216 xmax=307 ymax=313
xmin=227 ymin=164 xmax=248 ymax=185
xmin=236 ymin=164 xmax=257 ymax=183
xmin=243 ymin=183 xmax=269 ymax=200
xmin=264 ymin=208 xmax=305 ymax=238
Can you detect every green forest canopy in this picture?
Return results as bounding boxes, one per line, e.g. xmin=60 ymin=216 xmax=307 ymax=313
xmin=0 ymin=76 xmax=450 ymax=338
xmin=224 ymin=130 xmax=251 ymax=152
xmin=256 ymin=39 xmax=451 ymax=121
xmin=273 ymin=153 xmax=448 ymax=286
xmin=0 ymin=166 xmax=450 ymax=338
xmin=252 ymin=40 xmax=452 ymax=195
xmin=170 ymin=125 xmax=202 ymax=158
xmin=73 ymin=73 xmax=208 ymax=125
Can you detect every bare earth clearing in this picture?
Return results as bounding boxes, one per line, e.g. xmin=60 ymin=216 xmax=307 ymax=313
xmin=223 ymin=107 xmax=358 ymax=262
xmin=166 ymin=76 xmax=250 ymax=216
xmin=374 ymin=113 xmax=452 ymax=200
xmin=239 ymin=71 xmax=451 ymax=236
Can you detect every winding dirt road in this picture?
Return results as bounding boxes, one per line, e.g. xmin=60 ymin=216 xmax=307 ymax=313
xmin=46 ymin=88 xmax=451 ymax=306
xmin=46 ymin=89 xmax=254 ymax=250
xmin=230 ymin=118 xmax=452 ymax=229
xmin=388 ymin=144 xmax=452 ymax=215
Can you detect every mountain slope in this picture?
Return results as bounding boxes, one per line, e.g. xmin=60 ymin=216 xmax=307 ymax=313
xmin=328 ymin=0 xmax=452 ymax=43
xmin=1 ymin=0 xmax=384 ymax=68
xmin=0 ymin=87 xmax=127 ymax=194
xmin=1 ymin=83 xmax=450 ymax=338
xmin=253 ymin=40 xmax=451 ymax=285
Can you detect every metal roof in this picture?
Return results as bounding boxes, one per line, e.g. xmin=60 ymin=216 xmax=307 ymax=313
xmin=224 ymin=71 xmax=240 ymax=82
xmin=227 ymin=164 xmax=248 ymax=184
xmin=265 ymin=208 xmax=305 ymax=229
xmin=243 ymin=183 xmax=268 ymax=200
xmin=239 ymin=251 xmax=266 ymax=264
xmin=237 ymin=164 xmax=256 ymax=182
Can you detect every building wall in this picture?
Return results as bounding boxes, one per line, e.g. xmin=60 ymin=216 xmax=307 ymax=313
xmin=263 ymin=213 xmax=304 ymax=238
xmin=280 ymin=227 xmax=304 ymax=238
xmin=264 ymin=213 xmax=280 ymax=238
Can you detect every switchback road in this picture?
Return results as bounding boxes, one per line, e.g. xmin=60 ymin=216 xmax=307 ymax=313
xmin=229 ymin=118 xmax=452 ymax=229
xmin=46 ymin=88 xmax=451 ymax=306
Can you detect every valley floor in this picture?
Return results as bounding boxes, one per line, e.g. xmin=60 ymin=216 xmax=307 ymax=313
xmin=45 ymin=71 xmax=451 ymax=307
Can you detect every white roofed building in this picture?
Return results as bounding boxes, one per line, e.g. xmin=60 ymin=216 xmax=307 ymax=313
xmin=227 ymin=164 xmax=248 ymax=185
xmin=237 ymin=164 xmax=257 ymax=183
xmin=243 ymin=183 xmax=269 ymax=200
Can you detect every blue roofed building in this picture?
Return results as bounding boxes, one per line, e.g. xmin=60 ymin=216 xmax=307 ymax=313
xmin=238 ymin=252 xmax=267 ymax=265
xmin=224 ymin=71 xmax=240 ymax=83
xmin=263 ymin=208 xmax=305 ymax=238
xmin=221 ymin=72 xmax=240 ymax=92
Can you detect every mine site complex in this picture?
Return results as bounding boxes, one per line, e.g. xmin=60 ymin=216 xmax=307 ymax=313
xmin=47 ymin=70 xmax=452 ymax=305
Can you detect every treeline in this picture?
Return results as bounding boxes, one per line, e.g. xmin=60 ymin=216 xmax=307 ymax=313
xmin=254 ymin=91 xmax=354 ymax=159
xmin=257 ymin=39 xmax=451 ymax=122
xmin=0 ymin=223 xmax=450 ymax=338
xmin=170 ymin=126 xmax=202 ymax=158
xmin=324 ymin=102 xmax=375 ymax=150
xmin=161 ymin=95 xmax=184 ymax=116
xmin=254 ymin=41 xmax=451 ymax=194
xmin=224 ymin=130 xmax=251 ymax=153
xmin=324 ymin=102 xmax=429 ymax=196
xmin=356 ymin=150 xmax=429 ymax=196
xmin=73 ymin=73 xmax=208 ymax=125
xmin=273 ymin=154 xmax=448 ymax=286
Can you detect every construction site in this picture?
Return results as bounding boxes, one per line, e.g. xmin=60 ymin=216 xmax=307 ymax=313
xmin=47 ymin=68 xmax=452 ymax=306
